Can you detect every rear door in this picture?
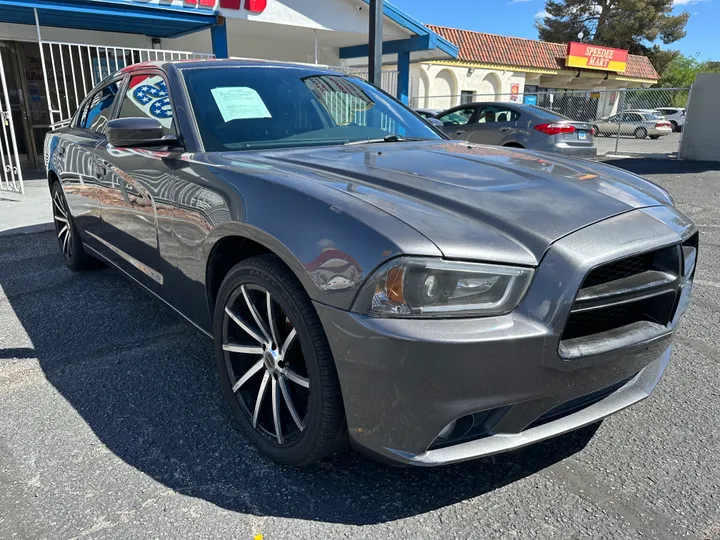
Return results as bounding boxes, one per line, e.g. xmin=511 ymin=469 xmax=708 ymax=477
xmin=466 ymin=105 xmax=520 ymax=145
xmin=52 ymin=79 xmax=122 ymax=244
xmin=94 ymin=70 xmax=179 ymax=293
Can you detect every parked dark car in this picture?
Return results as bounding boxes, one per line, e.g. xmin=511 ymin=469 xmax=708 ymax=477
xmin=45 ymin=60 xmax=696 ymax=467
xmin=414 ymin=108 xmax=442 ymax=118
xmin=436 ymin=102 xmax=597 ymax=158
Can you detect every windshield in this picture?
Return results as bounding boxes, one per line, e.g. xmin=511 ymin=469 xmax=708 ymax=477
xmin=182 ymin=67 xmax=442 ymax=151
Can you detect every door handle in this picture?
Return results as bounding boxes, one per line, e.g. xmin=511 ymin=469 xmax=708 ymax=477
xmin=455 ymin=130 xmax=465 ymax=135
xmin=500 ymin=127 xmax=512 ymax=132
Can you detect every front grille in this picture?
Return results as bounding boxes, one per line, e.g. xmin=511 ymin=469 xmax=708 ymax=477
xmin=583 ymin=252 xmax=654 ymax=288
xmin=560 ymin=235 xmax=698 ymax=348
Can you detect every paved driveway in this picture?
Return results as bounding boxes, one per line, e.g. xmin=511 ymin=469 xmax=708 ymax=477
xmin=1 ymin=161 xmax=719 ymax=539
xmin=595 ymin=132 xmax=681 ymax=157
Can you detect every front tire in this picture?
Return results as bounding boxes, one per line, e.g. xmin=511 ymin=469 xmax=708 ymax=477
xmin=213 ymin=255 xmax=347 ymax=465
xmin=51 ymin=181 xmax=93 ymax=270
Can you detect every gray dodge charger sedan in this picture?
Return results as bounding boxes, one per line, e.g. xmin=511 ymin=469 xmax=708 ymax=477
xmin=45 ymin=60 xmax=696 ymax=467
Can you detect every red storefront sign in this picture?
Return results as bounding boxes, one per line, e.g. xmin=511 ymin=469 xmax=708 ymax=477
xmin=566 ymin=42 xmax=628 ymax=72
xmin=217 ymin=0 xmax=266 ymax=11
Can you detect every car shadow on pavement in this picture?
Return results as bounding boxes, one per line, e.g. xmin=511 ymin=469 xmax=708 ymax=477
xmin=0 ymin=231 xmax=598 ymax=526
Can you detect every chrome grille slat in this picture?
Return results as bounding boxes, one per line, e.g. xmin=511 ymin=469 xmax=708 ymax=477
xmin=574 ymin=269 xmax=676 ymax=305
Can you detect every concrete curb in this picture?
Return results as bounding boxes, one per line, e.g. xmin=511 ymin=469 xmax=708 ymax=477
xmin=0 ymin=222 xmax=55 ymax=237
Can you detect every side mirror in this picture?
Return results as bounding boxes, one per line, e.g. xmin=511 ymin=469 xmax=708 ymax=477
xmin=427 ymin=117 xmax=444 ymax=128
xmin=107 ymin=117 xmax=178 ymax=148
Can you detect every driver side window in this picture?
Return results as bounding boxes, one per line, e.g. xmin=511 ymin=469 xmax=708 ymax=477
xmin=437 ymin=108 xmax=475 ymax=126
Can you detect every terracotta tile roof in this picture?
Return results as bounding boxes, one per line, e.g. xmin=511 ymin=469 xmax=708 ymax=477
xmin=426 ymin=25 xmax=659 ymax=81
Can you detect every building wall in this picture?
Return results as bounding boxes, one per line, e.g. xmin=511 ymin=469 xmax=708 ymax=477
xmin=410 ymin=63 xmax=526 ymax=110
xmin=167 ymin=27 xmax=342 ymax=66
xmin=0 ymin=23 xmax=154 ymax=48
xmin=679 ymin=73 xmax=720 ymax=162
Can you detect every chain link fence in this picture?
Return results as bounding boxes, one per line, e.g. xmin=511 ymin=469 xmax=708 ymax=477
xmin=412 ymin=87 xmax=691 ymax=158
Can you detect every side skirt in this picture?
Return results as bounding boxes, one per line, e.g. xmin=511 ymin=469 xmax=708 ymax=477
xmin=84 ymin=243 xmax=213 ymax=341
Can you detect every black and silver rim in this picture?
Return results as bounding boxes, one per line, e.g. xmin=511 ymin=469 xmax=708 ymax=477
xmin=53 ymin=189 xmax=72 ymax=261
xmin=222 ymin=284 xmax=310 ymax=446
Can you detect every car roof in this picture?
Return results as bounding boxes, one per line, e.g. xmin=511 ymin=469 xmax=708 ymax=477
xmin=117 ymin=58 xmax=345 ymax=76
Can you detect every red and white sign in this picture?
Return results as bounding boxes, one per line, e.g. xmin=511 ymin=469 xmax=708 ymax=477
xmin=131 ymin=0 xmax=267 ymax=13
xmin=566 ymin=42 xmax=628 ymax=72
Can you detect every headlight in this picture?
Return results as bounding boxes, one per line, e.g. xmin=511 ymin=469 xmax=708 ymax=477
xmin=353 ymin=257 xmax=534 ymax=318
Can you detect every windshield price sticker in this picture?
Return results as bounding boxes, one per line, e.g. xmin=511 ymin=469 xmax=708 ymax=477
xmin=210 ymin=87 xmax=272 ymax=122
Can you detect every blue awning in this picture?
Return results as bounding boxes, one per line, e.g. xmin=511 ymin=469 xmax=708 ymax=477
xmin=0 ymin=0 xmax=219 ymax=39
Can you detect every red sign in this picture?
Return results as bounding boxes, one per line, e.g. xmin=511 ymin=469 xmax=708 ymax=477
xmin=218 ymin=0 xmax=266 ymax=11
xmin=510 ymin=83 xmax=519 ymax=101
xmin=566 ymin=42 xmax=628 ymax=72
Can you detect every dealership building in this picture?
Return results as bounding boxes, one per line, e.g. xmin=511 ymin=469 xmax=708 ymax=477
xmin=410 ymin=25 xmax=659 ymax=113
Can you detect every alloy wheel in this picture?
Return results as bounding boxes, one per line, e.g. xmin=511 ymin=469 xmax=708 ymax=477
xmin=221 ymin=284 xmax=310 ymax=446
xmin=52 ymin=189 xmax=73 ymax=261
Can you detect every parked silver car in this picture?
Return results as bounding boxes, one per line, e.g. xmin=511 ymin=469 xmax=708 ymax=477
xmin=656 ymin=107 xmax=686 ymax=132
xmin=594 ymin=112 xmax=673 ymax=139
xmin=435 ymin=102 xmax=597 ymax=158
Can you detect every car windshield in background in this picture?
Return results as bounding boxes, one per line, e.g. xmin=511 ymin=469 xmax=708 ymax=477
xmin=529 ymin=106 xmax=571 ymax=121
xmin=182 ymin=67 xmax=442 ymax=151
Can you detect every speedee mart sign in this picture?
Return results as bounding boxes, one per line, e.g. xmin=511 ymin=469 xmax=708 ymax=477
xmin=132 ymin=0 xmax=267 ymax=13
xmin=565 ymin=42 xmax=628 ymax=73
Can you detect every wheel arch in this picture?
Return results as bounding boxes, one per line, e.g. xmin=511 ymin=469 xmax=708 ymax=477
xmin=203 ymin=224 xmax=317 ymax=321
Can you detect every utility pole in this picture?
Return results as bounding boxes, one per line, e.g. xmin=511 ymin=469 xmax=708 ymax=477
xmin=368 ymin=0 xmax=383 ymax=86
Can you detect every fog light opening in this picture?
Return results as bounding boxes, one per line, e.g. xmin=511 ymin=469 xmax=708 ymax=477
xmin=437 ymin=420 xmax=458 ymax=440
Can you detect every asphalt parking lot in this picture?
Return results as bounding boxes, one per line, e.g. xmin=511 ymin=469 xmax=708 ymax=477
xmin=595 ymin=132 xmax=682 ymax=157
xmin=1 ymin=159 xmax=719 ymax=539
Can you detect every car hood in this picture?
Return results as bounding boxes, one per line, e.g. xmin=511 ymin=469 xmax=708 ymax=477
xmin=223 ymin=141 xmax=673 ymax=266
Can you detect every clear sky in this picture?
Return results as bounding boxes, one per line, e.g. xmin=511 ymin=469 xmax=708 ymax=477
xmin=389 ymin=0 xmax=719 ymax=61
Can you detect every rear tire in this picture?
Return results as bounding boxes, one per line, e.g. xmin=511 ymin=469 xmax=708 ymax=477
xmin=214 ymin=255 xmax=347 ymax=465
xmin=51 ymin=181 xmax=94 ymax=271
xmin=634 ymin=127 xmax=648 ymax=139
xmin=670 ymin=120 xmax=679 ymax=132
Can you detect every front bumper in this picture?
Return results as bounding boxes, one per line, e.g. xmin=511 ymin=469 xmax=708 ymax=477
xmin=316 ymin=206 xmax=695 ymax=466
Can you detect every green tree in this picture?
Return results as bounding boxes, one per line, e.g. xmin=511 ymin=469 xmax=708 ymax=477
xmin=536 ymin=0 xmax=689 ymax=55
xmin=658 ymin=54 xmax=720 ymax=87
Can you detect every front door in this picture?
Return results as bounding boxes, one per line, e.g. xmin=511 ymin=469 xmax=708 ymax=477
xmin=95 ymin=71 xmax=177 ymax=293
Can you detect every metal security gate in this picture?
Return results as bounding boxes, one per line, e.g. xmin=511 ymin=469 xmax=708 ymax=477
xmin=0 ymin=51 xmax=23 ymax=193
xmin=39 ymin=40 xmax=214 ymax=129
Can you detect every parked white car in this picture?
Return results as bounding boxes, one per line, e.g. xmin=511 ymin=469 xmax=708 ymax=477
xmin=655 ymin=107 xmax=686 ymax=132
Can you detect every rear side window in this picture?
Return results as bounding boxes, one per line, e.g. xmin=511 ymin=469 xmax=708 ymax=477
xmin=80 ymin=81 xmax=120 ymax=133
xmin=117 ymin=74 xmax=175 ymax=135
xmin=529 ymin=106 xmax=570 ymax=121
